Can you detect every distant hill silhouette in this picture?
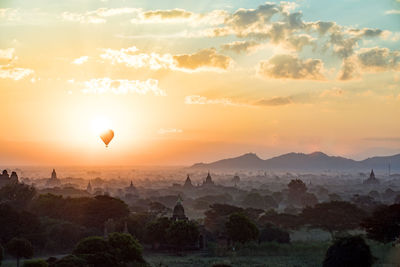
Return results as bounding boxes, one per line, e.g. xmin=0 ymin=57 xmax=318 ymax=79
xmin=191 ymin=152 xmax=400 ymax=172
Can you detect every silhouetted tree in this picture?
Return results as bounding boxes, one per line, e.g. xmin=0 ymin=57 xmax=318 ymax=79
xmin=83 ymin=195 xmax=129 ymax=229
xmin=328 ymin=193 xmax=342 ymax=202
xmin=52 ymin=255 xmax=86 ymax=267
xmin=22 ymin=259 xmax=48 ymax=267
xmin=148 ymin=202 xmax=170 ymax=216
xmin=0 ymin=204 xmax=41 ymax=244
xmin=107 ymin=233 xmax=144 ymax=264
xmin=351 ymin=195 xmax=380 ymax=212
xmin=126 ymin=212 xmax=155 ymax=242
xmin=0 ymin=244 xmax=3 ymax=266
xmin=204 ymin=204 xmax=243 ymax=236
xmin=243 ymin=208 xmax=265 ymax=222
xmin=166 ymin=220 xmax=199 ymax=251
xmin=146 ymin=217 xmax=171 ymax=248
xmin=301 ymin=201 xmax=367 ymax=237
xmin=288 ymin=179 xmax=307 ymax=194
xmin=225 ymin=213 xmax=259 ymax=244
xmin=323 ymin=236 xmax=373 ymax=267
xmin=288 ymin=179 xmax=307 ymax=205
xmin=7 ymin=238 xmax=34 ymax=267
xmin=263 ymin=195 xmax=278 ymax=209
xmin=361 ymin=204 xmax=400 ymax=243
xmin=259 ymin=223 xmax=290 ymax=244
xmin=258 ymin=210 xmax=302 ymax=230
xmin=300 ymin=193 xmax=318 ymax=207
xmin=0 ymin=183 xmax=36 ymax=209
xmin=242 ymin=193 xmax=265 ymax=209
xmin=272 ymin=192 xmax=283 ymax=204
xmin=44 ymin=220 xmax=87 ymax=251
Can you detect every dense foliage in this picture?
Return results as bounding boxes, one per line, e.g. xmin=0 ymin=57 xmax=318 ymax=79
xmin=323 ymin=236 xmax=373 ymax=267
xmin=361 ymin=204 xmax=400 ymax=243
xmin=7 ymin=237 xmax=34 ymax=267
xmin=225 ymin=213 xmax=259 ymax=244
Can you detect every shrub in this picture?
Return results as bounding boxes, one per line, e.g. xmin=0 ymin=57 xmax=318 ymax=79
xmin=323 ymin=236 xmax=374 ymax=267
xmin=22 ymin=259 xmax=48 ymax=267
xmin=259 ymin=223 xmax=290 ymax=244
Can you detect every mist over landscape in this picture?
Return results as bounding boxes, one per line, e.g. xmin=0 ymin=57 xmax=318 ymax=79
xmin=1 ymin=0 xmax=400 ymax=266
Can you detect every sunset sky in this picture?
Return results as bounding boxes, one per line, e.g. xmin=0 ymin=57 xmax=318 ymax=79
xmin=0 ymin=0 xmax=399 ymax=166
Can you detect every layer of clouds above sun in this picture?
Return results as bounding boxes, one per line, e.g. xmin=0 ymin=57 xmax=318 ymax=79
xmin=0 ymin=0 xmax=399 ymax=164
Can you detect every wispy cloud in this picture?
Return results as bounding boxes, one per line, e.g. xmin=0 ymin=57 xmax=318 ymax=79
xmin=253 ymin=96 xmax=292 ymax=106
xmin=221 ymin=40 xmax=262 ymax=54
xmin=100 ymin=46 xmax=232 ymax=72
xmin=184 ymin=95 xmax=244 ymax=106
xmin=258 ymin=54 xmax=325 ymax=80
xmin=0 ymin=65 xmax=33 ymax=80
xmin=158 ymin=128 xmax=183 ymax=135
xmin=61 ymin=8 xmax=139 ymax=24
xmin=385 ymin=10 xmax=400 ymax=15
xmin=72 ymin=56 xmax=88 ymax=65
xmin=0 ymin=48 xmax=34 ymax=80
xmin=81 ymin=78 xmax=166 ymax=96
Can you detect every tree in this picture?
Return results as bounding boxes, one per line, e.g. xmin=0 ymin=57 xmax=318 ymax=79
xmin=225 ymin=213 xmax=259 ymax=244
xmin=0 ymin=183 xmax=36 ymax=209
xmin=258 ymin=210 xmax=302 ymax=230
xmin=73 ymin=236 xmax=116 ymax=267
xmin=361 ymin=204 xmax=400 ymax=243
xmin=107 ymin=233 xmax=144 ymax=264
xmin=83 ymin=195 xmax=129 ymax=229
xmin=300 ymin=193 xmax=318 ymax=207
xmin=0 ymin=244 xmax=3 ymax=266
xmin=241 ymin=193 xmax=265 ymax=209
xmin=288 ymin=179 xmax=307 ymax=205
xmin=53 ymin=255 xmax=86 ymax=267
xmin=73 ymin=236 xmax=108 ymax=255
xmin=300 ymin=201 xmax=367 ymax=237
xmin=204 ymin=204 xmax=243 ymax=236
xmin=323 ymin=236 xmax=374 ymax=267
xmin=166 ymin=220 xmax=199 ymax=251
xmin=259 ymin=223 xmax=290 ymax=244
xmin=45 ymin=220 xmax=87 ymax=251
xmin=0 ymin=204 xmax=41 ymax=244
xmin=126 ymin=212 xmax=155 ymax=242
xmin=148 ymin=202 xmax=170 ymax=216
xmin=263 ymin=195 xmax=278 ymax=209
xmin=73 ymin=234 xmax=145 ymax=267
xmin=146 ymin=217 xmax=171 ymax=248
xmin=7 ymin=238 xmax=34 ymax=267
xmin=288 ymin=179 xmax=307 ymax=195
xmin=22 ymin=259 xmax=48 ymax=267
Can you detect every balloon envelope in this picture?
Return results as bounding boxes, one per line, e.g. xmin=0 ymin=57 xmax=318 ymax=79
xmin=100 ymin=129 xmax=114 ymax=147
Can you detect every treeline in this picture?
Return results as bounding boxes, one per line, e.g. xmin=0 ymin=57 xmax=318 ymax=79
xmin=1 ymin=181 xmax=400 ymax=266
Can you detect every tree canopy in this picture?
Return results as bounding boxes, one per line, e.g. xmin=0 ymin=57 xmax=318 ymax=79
xmin=323 ymin=236 xmax=373 ymax=267
xmin=7 ymin=237 xmax=34 ymax=267
xmin=361 ymin=204 xmax=400 ymax=243
xmin=225 ymin=213 xmax=259 ymax=244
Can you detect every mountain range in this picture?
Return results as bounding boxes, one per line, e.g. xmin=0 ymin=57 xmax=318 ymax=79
xmin=190 ymin=152 xmax=400 ymax=172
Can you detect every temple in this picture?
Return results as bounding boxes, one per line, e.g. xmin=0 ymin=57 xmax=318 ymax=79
xmin=171 ymin=196 xmax=188 ymax=221
xmin=125 ymin=181 xmax=137 ymax=194
xmin=46 ymin=169 xmax=61 ymax=187
xmin=0 ymin=170 xmax=19 ymax=188
xmin=86 ymin=181 xmax=92 ymax=193
xmin=203 ymin=171 xmax=215 ymax=186
xmin=364 ymin=169 xmax=380 ymax=185
xmin=183 ymin=174 xmax=193 ymax=189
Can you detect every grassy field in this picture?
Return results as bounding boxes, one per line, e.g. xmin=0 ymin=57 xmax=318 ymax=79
xmin=144 ymin=241 xmax=398 ymax=267
xmin=1 ymin=240 xmax=398 ymax=267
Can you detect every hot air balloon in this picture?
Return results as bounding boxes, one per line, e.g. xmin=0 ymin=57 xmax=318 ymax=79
xmin=100 ymin=129 xmax=114 ymax=148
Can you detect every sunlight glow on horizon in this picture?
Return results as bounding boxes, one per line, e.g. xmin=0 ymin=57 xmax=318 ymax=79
xmin=0 ymin=0 xmax=399 ymax=165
